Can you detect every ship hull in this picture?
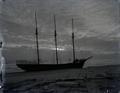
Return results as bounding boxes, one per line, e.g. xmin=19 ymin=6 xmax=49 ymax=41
xmin=17 ymin=62 xmax=85 ymax=72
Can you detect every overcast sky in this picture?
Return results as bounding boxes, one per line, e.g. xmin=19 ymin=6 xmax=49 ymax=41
xmin=0 ymin=0 xmax=120 ymax=66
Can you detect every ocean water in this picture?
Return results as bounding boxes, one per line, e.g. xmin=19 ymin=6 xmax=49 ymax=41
xmin=6 ymin=64 xmax=23 ymax=73
xmin=4 ymin=77 xmax=120 ymax=93
xmin=3 ymin=65 xmax=120 ymax=93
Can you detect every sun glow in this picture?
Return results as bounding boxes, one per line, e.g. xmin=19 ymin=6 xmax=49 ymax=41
xmin=51 ymin=47 xmax=65 ymax=51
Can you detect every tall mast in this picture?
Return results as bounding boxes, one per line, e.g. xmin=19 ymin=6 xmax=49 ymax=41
xmin=35 ymin=11 xmax=40 ymax=64
xmin=54 ymin=15 xmax=59 ymax=64
xmin=72 ymin=18 xmax=76 ymax=61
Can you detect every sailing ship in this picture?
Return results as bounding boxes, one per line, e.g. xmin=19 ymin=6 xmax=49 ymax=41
xmin=16 ymin=12 xmax=92 ymax=71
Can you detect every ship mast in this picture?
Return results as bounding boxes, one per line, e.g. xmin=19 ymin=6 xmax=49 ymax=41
xmin=72 ymin=18 xmax=76 ymax=62
xmin=35 ymin=11 xmax=40 ymax=64
xmin=54 ymin=15 xmax=59 ymax=64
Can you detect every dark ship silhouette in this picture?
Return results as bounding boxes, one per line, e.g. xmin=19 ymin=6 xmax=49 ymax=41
xmin=16 ymin=12 xmax=92 ymax=71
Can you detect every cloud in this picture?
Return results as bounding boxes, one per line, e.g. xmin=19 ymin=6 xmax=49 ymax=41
xmin=1 ymin=0 xmax=120 ymax=66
